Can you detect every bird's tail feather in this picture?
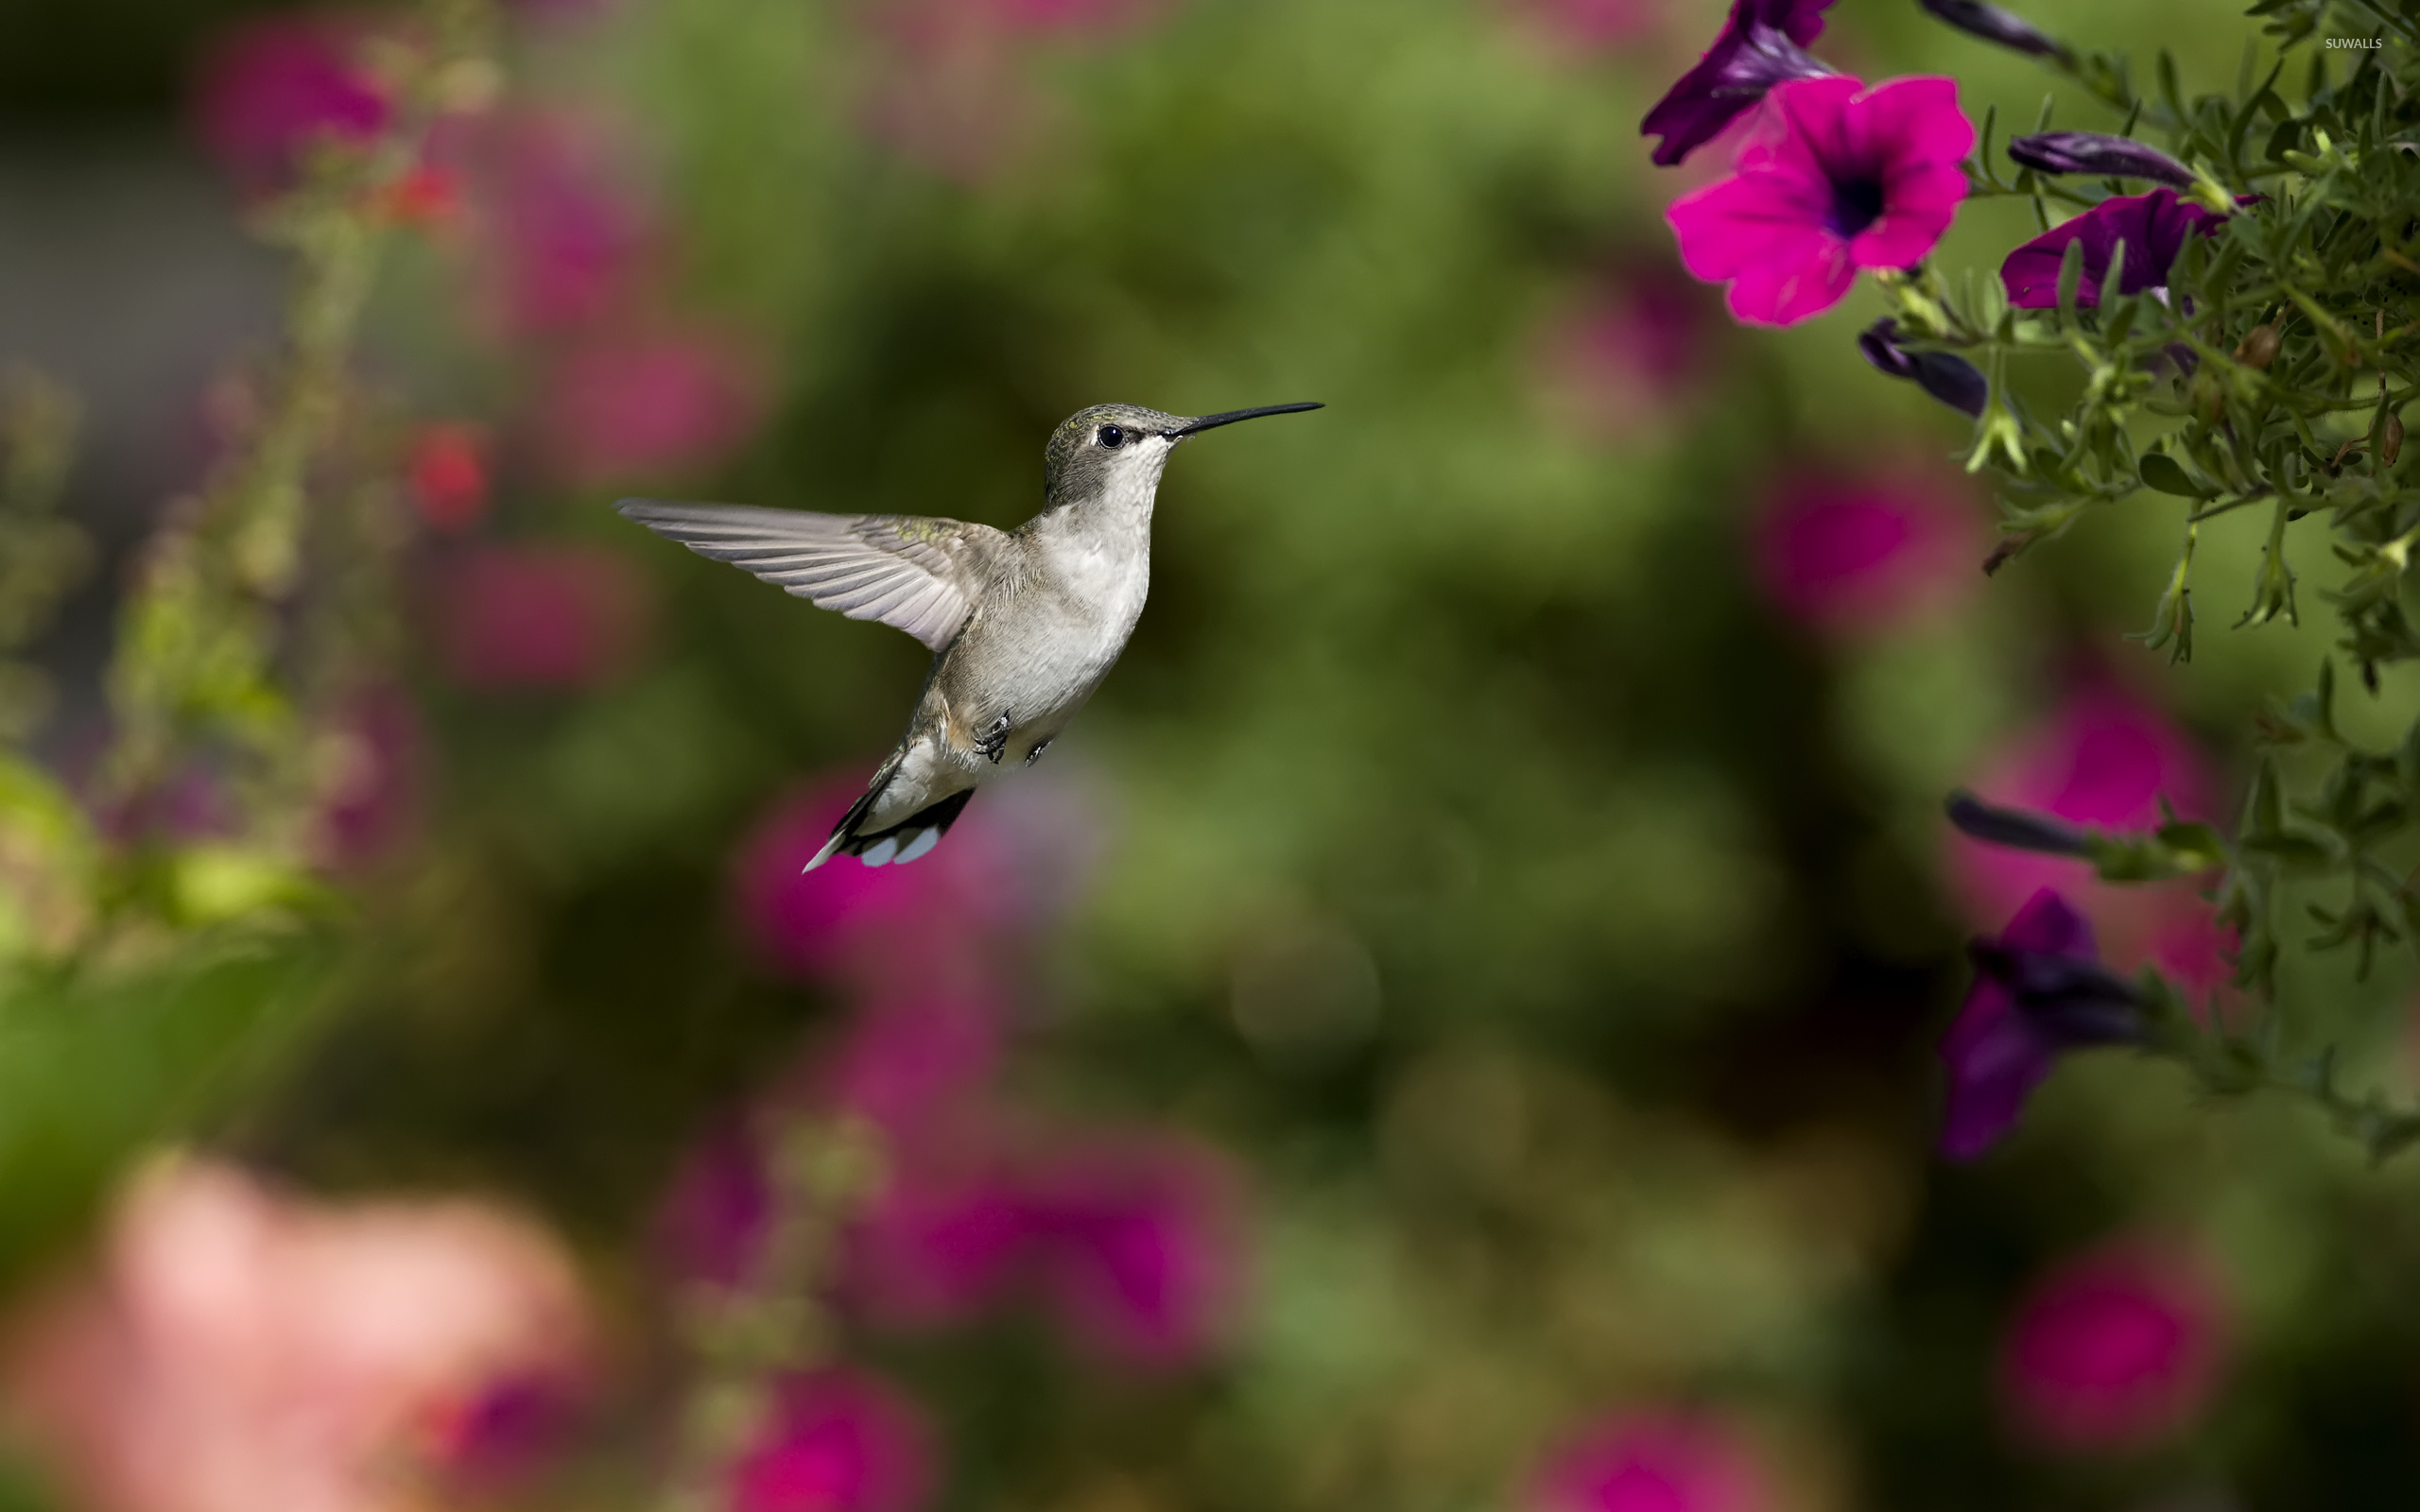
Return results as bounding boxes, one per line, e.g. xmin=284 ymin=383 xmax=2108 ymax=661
xmin=804 ymin=758 xmax=975 ymax=871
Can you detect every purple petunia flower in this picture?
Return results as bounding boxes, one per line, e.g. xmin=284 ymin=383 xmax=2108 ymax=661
xmin=1639 ymin=0 xmax=1836 ymax=167
xmin=1858 ymin=318 xmax=1988 ymax=416
xmin=2007 ymin=132 xmax=2194 ymax=189
xmin=1941 ymin=889 xmax=2147 ymax=1160
xmin=1668 ymin=76 xmax=1975 ymax=327
xmin=2000 ymin=189 xmax=2229 ymax=309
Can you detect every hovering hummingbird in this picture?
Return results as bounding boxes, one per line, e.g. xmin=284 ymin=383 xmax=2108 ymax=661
xmin=617 ymin=401 xmax=1322 ymax=870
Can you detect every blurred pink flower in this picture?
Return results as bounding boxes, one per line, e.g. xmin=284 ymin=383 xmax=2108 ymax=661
xmin=2 ymin=1157 xmax=592 ymax=1512
xmin=1506 ymin=0 xmax=1661 ymax=49
xmin=1536 ymin=266 xmax=1716 ymax=441
xmin=840 ymin=1149 xmax=1032 ymax=1330
xmin=311 ymin=683 xmax=424 ymax=869
xmin=857 ymin=14 xmax=1038 ymax=182
xmin=189 ymin=13 xmax=390 ymax=194
xmin=534 ymin=328 xmax=768 ymax=485
xmin=2000 ymin=1240 xmax=2227 ymax=1453
xmin=728 ymin=778 xmax=1020 ymax=989
xmin=729 ymin=1370 xmax=936 ymax=1512
xmin=1529 ymin=1409 xmax=1774 ymax=1512
xmin=1751 ymin=466 xmax=1979 ymax=634
xmin=818 ymin=995 xmax=1011 ymax=1132
xmin=985 ymin=0 xmax=1164 ymax=28
xmin=656 ymin=1117 xmax=774 ymax=1292
xmin=430 ymin=541 xmax=653 ymax=690
xmin=1949 ymin=686 xmax=2229 ymax=988
xmin=475 ymin=113 xmax=652 ymax=336
xmin=1025 ymin=1133 xmax=1244 ymax=1369
xmin=406 ymin=423 xmax=490 ymax=534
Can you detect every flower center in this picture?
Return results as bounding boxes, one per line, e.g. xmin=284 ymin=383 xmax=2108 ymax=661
xmin=1829 ymin=176 xmax=1885 ymax=239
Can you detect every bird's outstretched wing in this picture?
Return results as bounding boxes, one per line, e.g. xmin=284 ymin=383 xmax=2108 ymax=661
xmin=615 ymin=499 xmax=1008 ymax=652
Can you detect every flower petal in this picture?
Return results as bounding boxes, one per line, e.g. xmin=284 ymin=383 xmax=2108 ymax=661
xmin=1667 ymin=173 xmax=1830 ymax=282
xmin=1851 ymin=160 xmax=1968 ymax=267
xmin=1723 ymin=234 xmax=1855 ymax=324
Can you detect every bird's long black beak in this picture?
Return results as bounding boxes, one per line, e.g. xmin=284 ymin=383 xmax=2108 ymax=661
xmin=1166 ymin=402 xmax=1323 ymax=438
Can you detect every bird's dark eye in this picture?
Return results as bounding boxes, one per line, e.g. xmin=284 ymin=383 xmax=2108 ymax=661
xmin=1096 ymin=425 xmax=1125 ymax=448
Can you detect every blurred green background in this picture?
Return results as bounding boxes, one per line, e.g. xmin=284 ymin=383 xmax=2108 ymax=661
xmin=5 ymin=0 xmax=2420 ymax=1509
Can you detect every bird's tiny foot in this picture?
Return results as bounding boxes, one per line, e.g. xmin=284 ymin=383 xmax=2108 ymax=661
xmin=1024 ymin=737 xmax=1052 ymax=768
xmin=976 ymin=714 xmax=1011 ymax=765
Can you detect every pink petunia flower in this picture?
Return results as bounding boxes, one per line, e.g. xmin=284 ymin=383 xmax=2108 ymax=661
xmin=430 ymin=541 xmax=653 ymax=690
xmin=728 ymin=1369 xmax=937 ymax=1512
xmin=1528 ymin=1408 xmax=1775 ymax=1512
xmin=1 ymin=1158 xmax=593 ymax=1512
xmin=533 ymin=328 xmax=768 ymax=485
xmin=1024 ymin=1133 xmax=1245 ymax=1369
xmin=189 ymin=12 xmax=389 ymax=194
xmin=1948 ymin=685 xmax=2230 ymax=990
xmin=2000 ymin=1240 xmax=2227 ymax=1452
xmin=1667 ymin=75 xmax=1974 ymax=327
xmin=1751 ymin=465 xmax=1980 ymax=635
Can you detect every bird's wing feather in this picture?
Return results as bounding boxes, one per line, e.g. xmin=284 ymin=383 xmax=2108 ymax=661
xmin=615 ymin=499 xmax=1008 ymax=651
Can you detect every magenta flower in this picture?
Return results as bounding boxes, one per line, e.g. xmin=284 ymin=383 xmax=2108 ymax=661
xmin=2000 ymin=1241 xmax=2226 ymax=1452
xmin=840 ymin=1155 xmax=1032 ymax=1329
xmin=817 ymin=995 xmax=1011 ymax=1133
xmin=1535 ymin=266 xmax=1717 ymax=440
xmin=728 ymin=778 xmax=1020 ymax=989
xmin=430 ymin=542 xmax=652 ymax=691
xmin=534 ymin=328 xmax=767 ymax=485
xmin=1940 ymin=889 xmax=2147 ymax=1160
xmin=1667 ymin=76 xmax=1975 ymax=327
xmin=728 ymin=1370 xmax=936 ymax=1512
xmin=1508 ymin=0 xmax=1661 ymax=50
xmin=1947 ymin=686 xmax=2230 ymax=989
xmin=2001 ymin=189 xmax=2228 ymax=309
xmin=1528 ymin=1409 xmax=1774 ymax=1512
xmin=476 ymin=113 xmax=651 ymax=336
xmin=189 ymin=13 xmax=389 ymax=193
xmin=1751 ymin=467 xmax=1979 ymax=634
xmin=1025 ymin=1134 xmax=1244 ymax=1369
xmin=1640 ymin=0 xmax=1836 ymax=167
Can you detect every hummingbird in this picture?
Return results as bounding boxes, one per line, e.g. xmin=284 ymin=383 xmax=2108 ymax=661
xmin=617 ymin=400 xmax=1322 ymax=870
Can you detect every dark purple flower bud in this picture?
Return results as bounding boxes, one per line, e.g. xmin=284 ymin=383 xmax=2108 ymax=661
xmin=1945 ymin=789 xmax=2092 ymax=854
xmin=1859 ymin=321 xmax=1989 ymax=418
xmin=2000 ymin=189 xmax=2230 ymax=308
xmin=1641 ymin=0 xmax=1838 ymax=167
xmin=1941 ymin=889 xmax=2147 ymax=1160
xmin=2008 ymin=132 xmax=2195 ymax=188
xmin=1916 ymin=0 xmax=2067 ymax=60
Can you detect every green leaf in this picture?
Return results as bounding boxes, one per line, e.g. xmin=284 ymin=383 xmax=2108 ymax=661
xmin=2139 ymin=452 xmax=2207 ymax=496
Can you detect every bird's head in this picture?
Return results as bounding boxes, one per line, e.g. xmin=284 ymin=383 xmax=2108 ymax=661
xmin=1043 ymin=401 xmax=1322 ymax=509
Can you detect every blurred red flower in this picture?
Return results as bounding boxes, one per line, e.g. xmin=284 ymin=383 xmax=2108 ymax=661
xmin=534 ymin=328 xmax=768 ymax=484
xmin=430 ymin=541 xmax=652 ymax=690
xmin=1949 ymin=685 xmax=2231 ymax=990
xmin=1529 ymin=1408 xmax=1775 ymax=1512
xmin=728 ymin=1369 xmax=937 ymax=1512
xmin=2000 ymin=1240 xmax=2227 ymax=1453
xmin=1751 ymin=465 xmax=1980 ymax=635
xmin=189 ymin=13 xmax=390 ymax=194
xmin=406 ymin=422 xmax=491 ymax=533
xmin=1505 ymin=0 xmax=1662 ymax=49
xmin=1 ymin=1158 xmax=593 ymax=1512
